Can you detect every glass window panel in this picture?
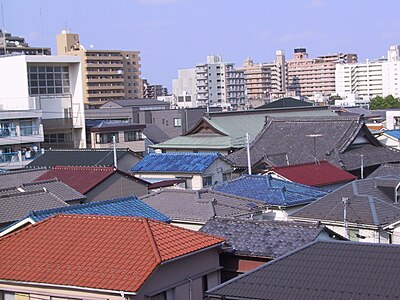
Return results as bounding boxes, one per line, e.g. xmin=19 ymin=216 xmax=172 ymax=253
xmin=46 ymin=73 xmax=54 ymax=79
xmin=30 ymin=80 xmax=38 ymax=86
xmin=39 ymin=73 xmax=46 ymax=79
xmin=54 ymin=66 xmax=61 ymax=72
xmin=62 ymin=66 xmax=68 ymax=72
xmin=47 ymin=87 xmax=54 ymax=93
xmin=63 ymin=87 xmax=70 ymax=93
xmin=39 ymin=88 xmax=46 ymax=94
xmin=63 ymin=80 xmax=69 ymax=86
xmin=55 ymin=87 xmax=62 ymax=93
xmin=30 ymin=88 xmax=38 ymax=94
xmin=38 ymin=66 xmax=45 ymax=72
xmin=62 ymin=73 xmax=69 ymax=79
xmin=55 ymin=73 xmax=61 ymax=79
xmin=29 ymin=66 xmax=37 ymax=72
xmin=46 ymin=66 xmax=54 ymax=72
xmin=55 ymin=80 xmax=62 ymax=86
xmin=30 ymin=73 xmax=37 ymax=79
xmin=39 ymin=81 xmax=46 ymax=87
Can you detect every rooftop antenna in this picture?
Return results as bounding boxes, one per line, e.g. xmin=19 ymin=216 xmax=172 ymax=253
xmin=342 ymin=197 xmax=350 ymax=239
xmin=307 ymin=134 xmax=323 ymax=163
xmin=1 ymin=3 xmax=6 ymax=55
xmin=246 ymin=132 xmax=252 ymax=175
xmin=39 ymin=7 xmax=44 ymax=55
xmin=113 ymin=135 xmax=118 ymax=169
xmin=360 ymin=154 xmax=364 ymax=179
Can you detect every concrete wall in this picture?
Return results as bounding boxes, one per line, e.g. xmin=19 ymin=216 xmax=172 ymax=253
xmin=0 ymin=56 xmax=30 ymax=100
xmin=85 ymin=172 xmax=148 ymax=202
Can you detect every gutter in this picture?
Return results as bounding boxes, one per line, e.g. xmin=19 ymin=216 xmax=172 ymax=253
xmin=0 ymin=279 xmax=137 ymax=296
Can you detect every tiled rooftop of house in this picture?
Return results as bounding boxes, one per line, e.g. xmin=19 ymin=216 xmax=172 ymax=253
xmin=0 ymin=179 xmax=86 ymax=204
xmin=200 ymin=218 xmax=336 ymax=258
xmin=384 ymin=129 xmax=400 ymax=140
xmin=0 ymin=214 xmax=223 ymax=293
xmin=0 ymin=168 xmax=47 ymax=189
xmin=291 ymin=177 xmax=400 ymax=227
xmin=131 ymin=152 xmax=231 ymax=173
xmin=368 ymin=163 xmax=400 ymax=178
xmin=212 ymin=174 xmax=327 ymax=207
xmin=0 ymin=189 xmax=68 ymax=225
xmin=34 ymin=166 xmax=117 ymax=194
xmin=207 ymin=240 xmax=400 ymax=300
xmin=270 ymin=160 xmax=357 ymax=187
xmin=141 ymin=189 xmax=266 ymax=223
xmin=2 ymin=195 xmax=170 ymax=235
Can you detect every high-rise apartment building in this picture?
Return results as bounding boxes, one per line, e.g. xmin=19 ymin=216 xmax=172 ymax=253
xmin=336 ymin=45 xmax=400 ymax=99
xmin=287 ymin=48 xmax=357 ymax=97
xmin=56 ymin=30 xmax=142 ymax=107
xmin=240 ymin=50 xmax=287 ymax=103
xmin=196 ymin=55 xmax=246 ymax=109
xmin=0 ymin=29 xmax=51 ymax=56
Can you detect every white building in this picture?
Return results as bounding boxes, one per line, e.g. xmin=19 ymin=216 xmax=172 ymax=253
xmin=0 ymin=55 xmax=86 ymax=150
xmin=336 ymin=45 xmax=400 ymax=99
xmin=172 ymin=68 xmax=197 ymax=108
xmin=196 ymin=55 xmax=246 ymax=110
xmin=334 ymin=94 xmax=370 ymax=108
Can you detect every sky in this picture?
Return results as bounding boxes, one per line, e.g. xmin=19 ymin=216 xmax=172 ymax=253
xmin=2 ymin=0 xmax=400 ymax=90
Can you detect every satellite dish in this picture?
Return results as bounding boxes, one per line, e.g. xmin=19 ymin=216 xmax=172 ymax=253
xmin=15 ymin=41 xmax=19 ymax=46
xmin=89 ymin=44 xmax=94 ymax=49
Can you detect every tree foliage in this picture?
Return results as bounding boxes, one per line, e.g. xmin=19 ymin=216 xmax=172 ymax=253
xmin=370 ymin=95 xmax=400 ymax=110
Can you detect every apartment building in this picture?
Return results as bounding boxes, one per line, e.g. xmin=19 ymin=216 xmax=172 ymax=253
xmin=196 ymin=55 xmax=246 ymax=110
xmin=287 ymin=48 xmax=357 ymax=97
xmin=240 ymin=50 xmax=287 ymax=106
xmin=0 ymin=55 xmax=86 ymax=151
xmin=172 ymin=68 xmax=197 ymax=108
xmin=142 ymin=79 xmax=168 ymax=99
xmin=0 ymin=29 xmax=51 ymax=56
xmin=56 ymin=30 xmax=142 ymax=107
xmin=336 ymin=45 xmax=400 ymax=99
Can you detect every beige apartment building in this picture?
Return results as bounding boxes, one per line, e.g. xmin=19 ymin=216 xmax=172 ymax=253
xmin=240 ymin=50 xmax=287 ymax=105
xmin=287 ymin=48 xmax=357 ymax=97
xmin=57 ymin=30 xmax=142 ymax=107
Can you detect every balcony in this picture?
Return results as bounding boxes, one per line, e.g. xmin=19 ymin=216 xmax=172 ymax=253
xmin=0 ymin=150 xmax=43 ymax=170
xmin=0 ymin=125 xmax=44 ymax=146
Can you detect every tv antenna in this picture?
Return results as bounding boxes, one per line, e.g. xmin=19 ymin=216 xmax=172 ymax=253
xmin=1 ymin=3 xmax=6 ymax=55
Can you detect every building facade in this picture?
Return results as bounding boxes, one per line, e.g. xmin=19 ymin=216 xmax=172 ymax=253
xmin=172 ymin=68 xmax=198 ymax=108
xmin=0 ymin=55 xmax=86 ymax=150
xmin=142 ymin=78 xmax=168 ymax=99
xmin=240 ymin=50 xmax=287 ymax=107
xmin=196 ymin=55 xmax=246 ymax=110
xmin=287 ymin=48 xmax=357 ymax=97
xmin=0 ymin=29 xmax=51 ymax=56
xmin=336 ymin=46 xmax=400 ymax=99
xmin=56 ymin=30 xmax=142 ymax=107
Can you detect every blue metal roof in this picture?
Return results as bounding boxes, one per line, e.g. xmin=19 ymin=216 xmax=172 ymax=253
xmin=212 ymin=175 xmax=327 ymax=207
xmin=384 ymin=130 xmax=400 ymax=140
xmin=26 ymin=195 xmax=170 ymax=223
xmin=131 ymin=152 xmax=224 ymax=173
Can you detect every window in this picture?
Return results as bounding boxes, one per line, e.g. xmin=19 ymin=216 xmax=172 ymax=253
xmin=96 ymin=132 xmax=119 ymax=144
xmin=124 ymin=130 xmax=142 ymax=141
xmin=222 ymin=172 xmax=231 ymax=182
xmin=202 ymin=175 xmax=212 ymax=187
xmin=28 ymin=64 xmax=70 ymax=95
xmin=173 ymin=118 xmax=182 ymax=127
xmin=178 ymin=96 xmax=184 ymax=102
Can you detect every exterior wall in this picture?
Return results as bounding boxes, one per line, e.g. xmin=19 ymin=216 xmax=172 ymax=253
xmin=116 ymin=154 xmax=142 ymax=174
xmin=89 ymin=130 xmax=145 ymax=152
xmin=386 ymin=111 xmax=400 ymax=130
xmin=84 ymin=173 xmax=149 ymax=202
xmin=172 ymin=68 xmax=198 ymax=108
xmin=137 ymin=247 xmax=221 ymax=300
xmin=377 ymin=134 xmax=400 ymax=149
xmin=220 ymin=253 xmax=270 ymax=282
xmin=325 ymin=224 xmax=390 ymax=243
xmin=170 ymin=221 xmax=204 ymax=231
xmin=160 ymin=148 xmax=230 ymax=156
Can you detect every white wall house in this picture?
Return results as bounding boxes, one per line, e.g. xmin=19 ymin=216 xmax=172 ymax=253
xmin=0 ymin=55 xmax=86 ymax=149
xmin=172 ymin=68 xmax=198 ymax=108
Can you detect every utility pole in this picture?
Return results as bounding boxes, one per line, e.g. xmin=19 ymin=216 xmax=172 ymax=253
xmin=360 ymin=154 xmax=364 ymax=179
xmin=113 ymin=135 xmax=117 ymax=169
xmin=246 ymin=132 xmax=252 ymax=175
xmin=342 ymin=197 xmax=349 ymax=239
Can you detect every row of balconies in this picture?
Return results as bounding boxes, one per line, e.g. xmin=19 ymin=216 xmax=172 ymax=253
xmin=0 ymin=125 xmax=44 ymax=146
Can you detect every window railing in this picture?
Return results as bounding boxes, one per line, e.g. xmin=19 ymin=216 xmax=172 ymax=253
xmin=0 ymin=125 xmax=43 ymax=139
xmin=0 ymin=150 xmax=43 ymax=163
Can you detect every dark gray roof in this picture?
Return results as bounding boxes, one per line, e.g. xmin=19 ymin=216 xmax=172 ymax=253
xmin=256 ymin=97 xmax=313 ymax=109
xmin=368 ymin=163 xmax=400 ymax=178
xmin=143 ymin=123 xmax=174 ymax=143
xmin=291 ymin=177 xmax=400 ymax=227
xmin=26 ymin=149 xmax=141 ymax=169
xmin=140 ymin=189 xmax=266 ymax=223
xmin=200 ymin=218 xmax=331 ymax=258
xmin=0 ymin=169 xmax=47 ymax=189
xmin=105 ymin=99 xmax=169 ymax=108
xmin=229 ymin=116 xmax=400 ymax=171
xmin=0 ymin=179 xmax=86 ymax=204
xmin=207 ymin=240 xmax=400 ymax=300
xmin=0 ymin=189 xmax=68 ymax=225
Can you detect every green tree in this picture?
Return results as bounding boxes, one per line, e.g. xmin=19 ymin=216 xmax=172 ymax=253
xmin=370 ymin=95 xmax=400 ymax=110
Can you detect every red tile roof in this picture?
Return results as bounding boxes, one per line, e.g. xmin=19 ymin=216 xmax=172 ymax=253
xmin=0 ymin=214 xmax=223 ymax=293
xmin=34 ymin=166 xmax=116 ymax=194
xmin=271 ymin=161 xmax=357 ymax=187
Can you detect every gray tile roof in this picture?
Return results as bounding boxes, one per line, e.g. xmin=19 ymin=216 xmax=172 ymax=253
xmin=207 ymin=240 xmax=400 ymax=300
xmin=105 ymin=99 xmax=169 ymax=107
xmin=0 ymin=189 xmax=68 ymax=225
xmin=200 ymin=218 xmax=330 ymax=258
xmin=0 ymin=169 xmax=47 ymax=189
xmin=291 ymin=177 xmax=400 ymax=227
xmin=368 ymin=163 xmax=400 ymax=178
xmin=26 ymin=149 xmax=141 ymax=169
xmin=228 ymin=116 xmax=400 ymax=171
xmin=0 ymin=179 xmax=86 ymax=204
xmin=140 ymin=189 xmax=266 ymax=223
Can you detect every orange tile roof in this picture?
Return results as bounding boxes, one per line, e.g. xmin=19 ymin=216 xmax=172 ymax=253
xmin=0 ymin=214 xmax=223 ymax=293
